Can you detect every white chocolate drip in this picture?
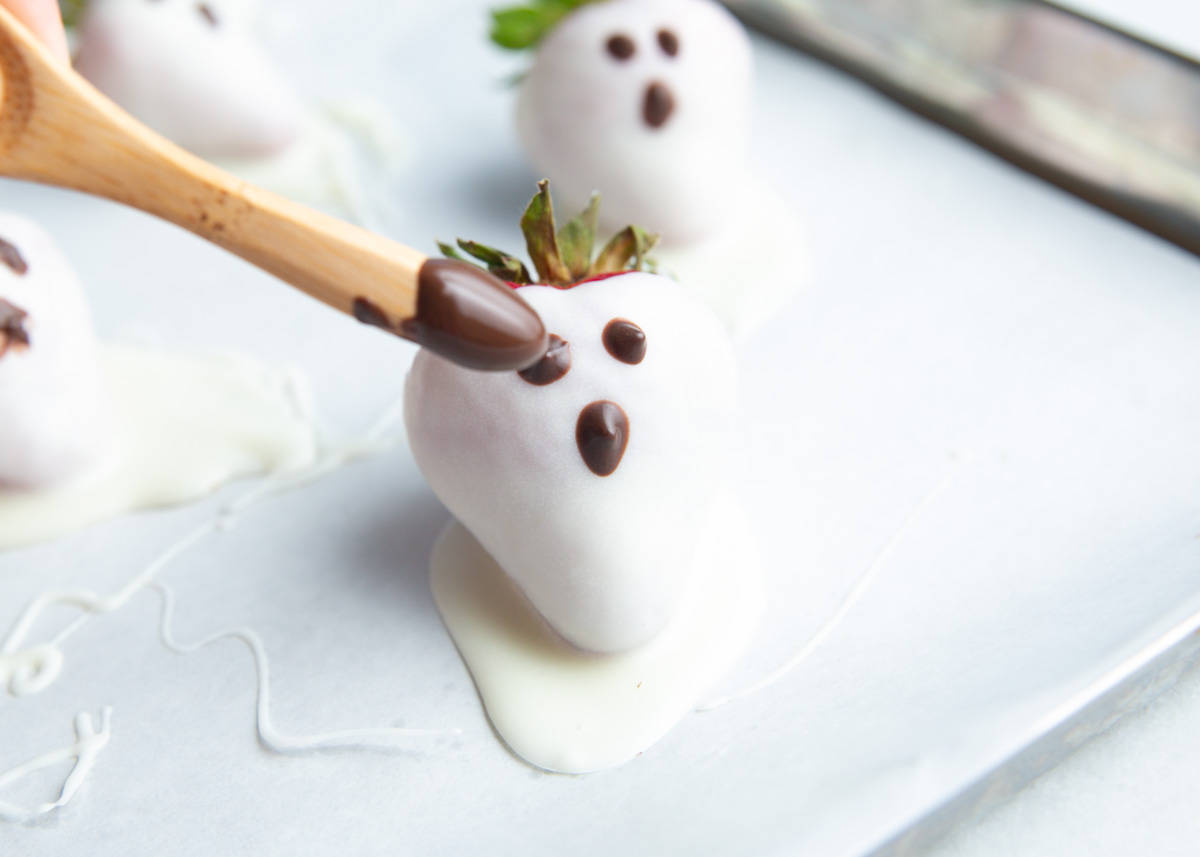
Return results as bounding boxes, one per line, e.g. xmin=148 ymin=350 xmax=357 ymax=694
xmin=0 ymin=708 xmax=112 ymax=824
xmin=698 ymin=467 xmax=961 ymax=712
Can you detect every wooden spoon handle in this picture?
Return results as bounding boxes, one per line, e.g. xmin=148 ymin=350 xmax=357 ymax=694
xmin=0 ymin=6 xmax=547 ymax=371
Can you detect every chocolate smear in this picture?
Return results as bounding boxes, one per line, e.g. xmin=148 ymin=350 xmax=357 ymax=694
xmin=0 ymin=298 xmax=31 ymax=358
xmin=602 ymin=318 xmax=646 ymax=365
xmin=402 ymin=259 xmax=548 ymax=371
xmin=352 ymin=297 xmax=391 ymax=330
xmin=643 ymin=81 xmax=675 ymax=129
xmin=576 ymin=400 xmax=630 ymax=477
xmin=196 ymin=3 xmax=219 ymax=26
xmin=0 ymin=236 xmax=28 ymax=276
xmin=518 ymin=334 xmax=571 ymax=385
xmin=606 ymin=34 xmax=636 ymax=60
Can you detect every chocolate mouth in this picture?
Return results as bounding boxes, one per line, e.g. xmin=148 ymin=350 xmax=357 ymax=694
xmin=642 ymin=81 xmax=675 ymax=130
xmin=0 ymin=297 xmax=30 ymax=358
xmin=576 ymin=400 xmax=629 ymax=476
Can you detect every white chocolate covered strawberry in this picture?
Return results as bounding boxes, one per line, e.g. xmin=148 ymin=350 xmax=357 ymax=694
xmin=406 ymin=184 xmax=738 ymax=653
xmin=494 ymin=0 xmax=753 ymax=245
xmin=72 ymin=0 xmax=303 ymax=158
xmin=0 ymin=214 xmax=112 ymax=488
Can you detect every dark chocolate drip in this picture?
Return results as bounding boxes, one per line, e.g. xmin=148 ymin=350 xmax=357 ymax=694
xmin=576 ymin=400 xmax=629 ymax=477
xmin=196 ymin=3 xmax=219 ymax=26
xmin=401 ymin=259 xmax=548 ymax=371
xmin=606 ymin=33 xmax=636 ymax=60
xmin=601 ymin=318 xmax=646 ymax=365
xmin=0 ymin=298 xmax=31 ymax=358
xmin=643 ymin=81 xmax=675 ymax=129
xmin=352 ymin=297 xmax=390 ymax=330
xmin=657 ymin=29 xmax=679 ymax=57
xmin=0 ymin=236 xmax=28 ymax=276
xmin=518 ymin=334 xmax=571 ymax=385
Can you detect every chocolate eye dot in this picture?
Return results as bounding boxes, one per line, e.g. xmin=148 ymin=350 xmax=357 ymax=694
xmin=518 ymin=334 xmax=572 ymax=385
xmin=657 ymin=29 xmax=679 ymax=57
xmin=602 ymin=319 xmax=647 ymax=365
xmin=606 ymin=33 xmax=636 ymax=61
xmin=0 ymin=235 xmax=28 ymax=276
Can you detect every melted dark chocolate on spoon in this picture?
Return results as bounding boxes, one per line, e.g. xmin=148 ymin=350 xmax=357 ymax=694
xmin=351 ymin=259 xmax=548 ymax=372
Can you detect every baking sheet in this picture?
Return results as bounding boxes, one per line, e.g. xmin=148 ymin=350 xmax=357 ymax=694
xmin=3 ymin=2 xmax=1200 ymax=855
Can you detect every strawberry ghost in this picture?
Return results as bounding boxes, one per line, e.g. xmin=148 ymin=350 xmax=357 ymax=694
xmin=406 ymin=183 xmax=739 ymax=653
xmin=72 ymin=0 xmax=303 ymax=158
xmin=496 ymin=0 xmax=753 ymax=246
xmin=0 ymin=214 xmax=112 ymax=488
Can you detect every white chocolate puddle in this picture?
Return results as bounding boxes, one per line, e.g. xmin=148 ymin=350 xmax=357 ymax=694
xmin=431 ymin=494 xmax=764 ymax=773
xmin=655 ymin=178 xmax=808 ymax=340
xmin=0 ymin=343 xmax=315 ymax=550
xmin=217 ymin=100 xmax=411 ymax=231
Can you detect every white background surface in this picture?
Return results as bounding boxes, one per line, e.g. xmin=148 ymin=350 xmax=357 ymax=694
xmin=2 ymin=1 xmax=1200 ymax=855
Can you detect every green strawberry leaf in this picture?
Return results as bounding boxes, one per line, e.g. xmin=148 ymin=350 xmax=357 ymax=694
xmin=591 ymin=225 xmax=661 ymax=275
xmin=556 ymin=193 xmax=600 ymax=282
xmin=58 ymin=0 xmax=87 ymax=28
xmin=456 ymin=239 xmax=533 ymax=284
xmin=440 ymin=181 xmax=657 ymax=288
xmin=437 ymin=241 xmax=466 ymax=261
xmin=489 ymin=0 xmax=597 ymax=51
xmin=520 ymin=180 xmax=572 ymax=285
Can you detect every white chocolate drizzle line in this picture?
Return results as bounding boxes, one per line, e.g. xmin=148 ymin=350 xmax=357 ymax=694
xmin=0 ymin=398 xmax=455 ymax=819
xmin=0 ymin=708 xmax=112 ymax=824
xmin=697 ymin=466 xmax=960 ymax=712
xmin=149 ymin=580 xmax=453 ymax=752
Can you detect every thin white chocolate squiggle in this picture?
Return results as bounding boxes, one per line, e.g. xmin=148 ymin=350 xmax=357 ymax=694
xmin=0 ymin=709 xmax=112 ymax=824
xmin=0 ymin=398 xmax=455 ymax=821
xmin=696 ymin=466 xmax=960 ymax=712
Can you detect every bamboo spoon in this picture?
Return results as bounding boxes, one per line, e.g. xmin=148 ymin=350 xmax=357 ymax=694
xmin=0 ymin=5 xmax=547 ymax=371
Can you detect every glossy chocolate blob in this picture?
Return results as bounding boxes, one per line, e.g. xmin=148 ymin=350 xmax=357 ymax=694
xmin=576 ymin=400 xmax=630 ymax=477
xmin=602 ymin=318 xmax=646 ymax=364
xmin=402 ymin=259 xmax=548 ymax=371
xmin=518 ymin=334 xmax=572 ymax=385
xmin=0 ymin=236 xmax=28 ymax=276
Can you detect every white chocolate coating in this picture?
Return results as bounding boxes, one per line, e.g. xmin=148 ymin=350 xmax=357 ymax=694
xmin=405 ymin=273 xmax=739 ymax=653
xmin=0 ymin=214 xmax=113 ymax=489
xmin=73 ymin=0 xmax=303 ymax=158
xmin=516 ymin=0 xmax=753 ymax=245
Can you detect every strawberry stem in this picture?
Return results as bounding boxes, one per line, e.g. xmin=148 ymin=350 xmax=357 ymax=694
xmin=437 ymin=181 xmax=656 ymax=288
xmin=557 ymin=193 xmax=600 ymax=282
xmin=521 ymin=180 xmax=573 ymax=285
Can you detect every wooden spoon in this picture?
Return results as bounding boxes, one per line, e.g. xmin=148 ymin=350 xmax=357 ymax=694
xmin=0 ymin=5 xmax=547 ymax=371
